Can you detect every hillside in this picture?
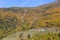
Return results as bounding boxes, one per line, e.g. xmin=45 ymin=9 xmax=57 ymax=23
xmin=0 ymin=1 xmax=60 ymax=40
xmin=2 ymin=28 xmax=60 ymax=40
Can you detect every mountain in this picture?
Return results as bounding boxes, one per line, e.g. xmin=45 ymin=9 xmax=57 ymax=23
xmin=0 ymin=0 xmax=60 ymax=40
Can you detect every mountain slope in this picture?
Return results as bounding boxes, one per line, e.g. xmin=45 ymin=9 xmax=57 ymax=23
xmin=2 ymin=28 xmax=60 ymax=40
xmin=0 ymin=1 xmax=60 ymax=40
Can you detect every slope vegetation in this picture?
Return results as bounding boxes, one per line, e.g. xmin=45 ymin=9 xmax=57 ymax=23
xmin=0 ymin=1 xmax=60 ymax=40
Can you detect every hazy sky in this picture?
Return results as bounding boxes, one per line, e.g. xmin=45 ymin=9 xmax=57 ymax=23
xmin=0 ymin=0 xmax=56 ymax=8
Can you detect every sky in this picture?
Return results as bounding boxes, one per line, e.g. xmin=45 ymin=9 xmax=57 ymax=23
xmin=0 ymin=0 xmax=56 ymax=8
